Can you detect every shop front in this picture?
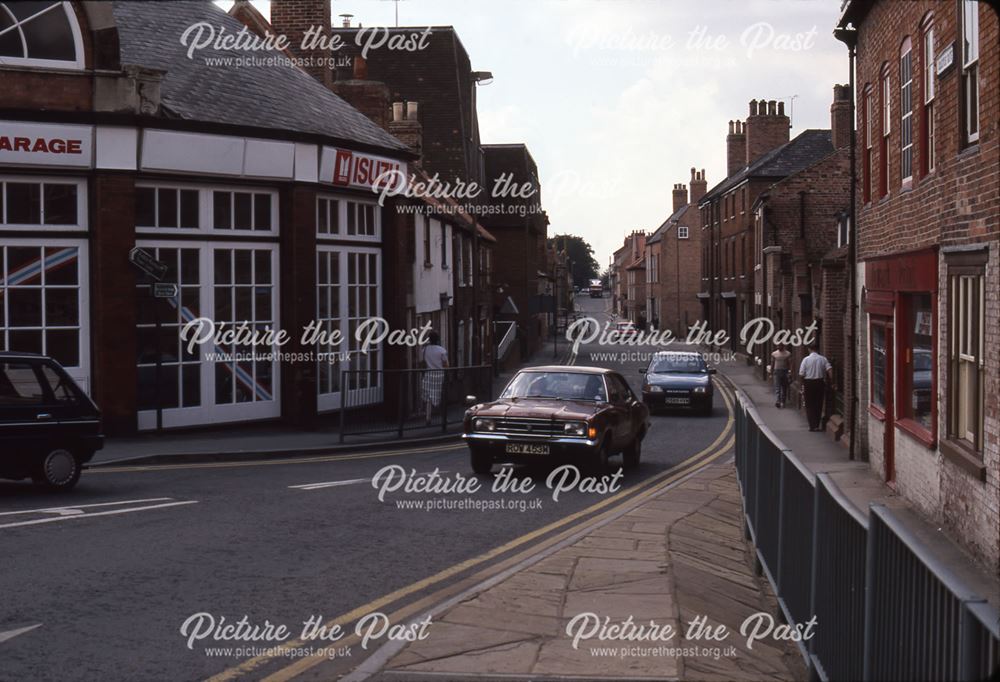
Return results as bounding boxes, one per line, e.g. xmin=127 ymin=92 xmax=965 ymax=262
xmin=863 ymin=248 xmax=938 ymax=484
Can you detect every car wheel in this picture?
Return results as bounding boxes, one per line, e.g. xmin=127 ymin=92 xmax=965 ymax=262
xmin=589 ymin=439 xmax=610 ymax=475
xmin=623 ymin=432 xmax=643 ymax=469
xmin=470 ymin=448 xmax=493 ymax=475
xmin=32 ymin=448 xmax=82 ymax=491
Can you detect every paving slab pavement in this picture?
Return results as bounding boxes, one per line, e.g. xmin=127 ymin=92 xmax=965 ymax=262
xmin=364 ymin=462 xmax=808 ymax=682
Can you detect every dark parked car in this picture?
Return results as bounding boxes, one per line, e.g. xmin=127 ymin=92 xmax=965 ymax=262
xmin=640 ymin=351 xmax=716 ymax=415
xmin=0 ymin=352 xmax=103 ymax=490
xmin=463 ymin=366 xmax=650 ymax=474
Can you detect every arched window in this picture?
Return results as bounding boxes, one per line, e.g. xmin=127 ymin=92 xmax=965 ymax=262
xmin=0 ymin=1 xmax=83 ymax=69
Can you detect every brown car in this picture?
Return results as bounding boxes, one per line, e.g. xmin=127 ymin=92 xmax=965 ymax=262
xmin=462 ymin=366 xmax=650 ymax=474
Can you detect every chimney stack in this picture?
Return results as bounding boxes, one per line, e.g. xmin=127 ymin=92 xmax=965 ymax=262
xmin=389 ymin=100 xmax=423 ymax=164
xmin=672 ymin=183 xmax=688 ymax=213
xmin=726 ymin=120 xmax=746 ymax=176
xmin=689 ymin=168 xmax=708 ymax=204
xmin=331 ymin=55 xmax=392 ymax=130
xmin=269 ymin=0 xmax=332 ymax=88
xmin=744 ymin=98 xmax=790 ymax=165
xmin=830 ymin=84 xmax=852 ymax=149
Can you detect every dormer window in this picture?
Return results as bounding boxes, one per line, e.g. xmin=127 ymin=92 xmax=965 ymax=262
xmin=0 ymin=1 xmax=83 ymax=69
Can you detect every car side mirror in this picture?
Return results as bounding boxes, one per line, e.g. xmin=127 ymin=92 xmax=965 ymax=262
xmin=638 ymin=369 xmax=646 ymax=375
xmin=708 ymin=368 xmax=717 ymax=375
xmin=465 ymin=395 xmax=478 ymax=406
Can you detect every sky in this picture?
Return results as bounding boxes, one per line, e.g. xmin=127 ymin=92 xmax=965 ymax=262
xmin=232 ymin=1 xmax=847 ymax=267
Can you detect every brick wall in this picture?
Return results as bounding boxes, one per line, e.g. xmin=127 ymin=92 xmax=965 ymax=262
xmin=852 ymin=0 xmax=999 ymax=570
xmin=269 ymin=0 xmax=333 ymax=87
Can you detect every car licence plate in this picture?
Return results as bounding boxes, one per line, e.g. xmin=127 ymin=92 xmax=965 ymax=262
xmin=505 ymin=443 xmax=550 ymax=455
xmin=665 ymin=397 xmax=689 ymax=405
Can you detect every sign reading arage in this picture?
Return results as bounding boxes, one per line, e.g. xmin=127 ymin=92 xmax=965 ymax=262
xmin=0 ymin=121 xmax=93 ymax=167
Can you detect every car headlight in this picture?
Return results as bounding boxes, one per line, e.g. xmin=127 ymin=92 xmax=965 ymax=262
xmin=693 ymin=386 xmax=707 ymax=394
xmin=644 ymin=384 xmax=663 ymax=393
xmin=563 ymin=421 xmax=587 ymax=437
xmin=473 ymin=417 xmax=496 ymax=432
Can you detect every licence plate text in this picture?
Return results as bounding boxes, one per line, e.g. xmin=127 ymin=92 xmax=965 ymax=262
xmin=505 ymin=443 xmax=550 ymax=455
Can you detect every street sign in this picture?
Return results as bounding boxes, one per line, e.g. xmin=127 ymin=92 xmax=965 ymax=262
xmin=129 ymin=246 xmax=168 ymax=281
xmin=151 ymin=283 xmax=178 ymax=299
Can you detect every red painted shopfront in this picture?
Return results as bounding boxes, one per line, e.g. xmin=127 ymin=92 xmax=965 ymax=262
xmin=863 ymin=248 xmax=938 ymax=483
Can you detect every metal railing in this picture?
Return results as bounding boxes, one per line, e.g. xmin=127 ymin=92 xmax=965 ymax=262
xmin=734 ymin=390 xmax=1000 ymax=681
xmin=338 ymin=364 xmax=493 ymax=442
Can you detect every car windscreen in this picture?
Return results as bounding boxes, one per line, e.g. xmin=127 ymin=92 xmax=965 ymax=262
xmin=649 ymin=355 xmax=706 ymax=374
xmin=501 ymin=371 xmax=607 ymax=402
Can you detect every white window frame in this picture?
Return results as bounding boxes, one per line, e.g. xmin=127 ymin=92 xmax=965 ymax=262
xmin=961 ymin=0 xmax=980 ymax=143
xmin=923 ymin=22 xmax=936 ymax=173
xmin=0 ymin=175 xmax=87 ymax=231
xmin=135 ymin=239 xmax=281 ymax=430
xmin=900 ymin=42 xmax=913 ymax=183
xmin=316 ymin=245 xmax=382 ymax=411
xmin=0 ymin=236 xmax=90 ymax=392
xmin=342 ymin=199 xmax=380 ymax=243
xmin=0 ymin=1 xmax=85 ymax=70
xmin=135 ymin=182 xmax=279 ymax=237
xmin=678 ymin=226 xmax=689 ymax=239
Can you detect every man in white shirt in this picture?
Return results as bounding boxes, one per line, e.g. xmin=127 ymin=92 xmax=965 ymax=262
xmin=799 ymin=343 xmax=833 ymax=432
xmin=422 ymin=331 xmax=449 ymax=425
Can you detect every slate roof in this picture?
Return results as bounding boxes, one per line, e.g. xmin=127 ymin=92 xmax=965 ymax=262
xmin=112 ymin=1 xmax=408 ymax=154
xmin=699 ymin=129 xmax=834 ymax=205
xmin=646 ymin=204 xmax=690 ymax=244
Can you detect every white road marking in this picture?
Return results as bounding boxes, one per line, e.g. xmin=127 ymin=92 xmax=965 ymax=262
xmin=288 ymin=478 xmax=369 ymax=491
xmin=0 ymin=623 xmax=42 ymax=644
xmin=0 ymin=497 xmax=176 ymax=517
xmin=0 ymin=500 xmax=198 ymax=529
xmin=289 ymin=471 xmax=450 ymax=492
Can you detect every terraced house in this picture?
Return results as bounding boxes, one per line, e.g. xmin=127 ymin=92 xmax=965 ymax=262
xmin=838 ymin=0 xmax=999 ymax=570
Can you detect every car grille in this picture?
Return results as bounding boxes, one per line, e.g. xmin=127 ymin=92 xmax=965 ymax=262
xmin=662 ymin=389 xmax=691 ymax=396
xmin=494 ymin=418 xmax=566 ymax=437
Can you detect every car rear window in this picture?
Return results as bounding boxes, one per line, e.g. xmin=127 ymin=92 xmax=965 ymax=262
xmin=0 ymin=362 xmax=45 ymax=405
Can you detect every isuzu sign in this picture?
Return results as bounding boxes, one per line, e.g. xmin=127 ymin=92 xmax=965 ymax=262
xmin=0 ymin=121 xmax=93 ymax=167
xmin=321 ymin=146 xmax=405 ymax=192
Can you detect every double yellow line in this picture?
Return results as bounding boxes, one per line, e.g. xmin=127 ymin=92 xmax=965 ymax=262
xmin=209 ymin=382 xmax=736 ymax=682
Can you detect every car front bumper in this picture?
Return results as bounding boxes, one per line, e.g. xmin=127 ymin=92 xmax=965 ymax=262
xmin=463 ymin=432 xmax=600 ymax=460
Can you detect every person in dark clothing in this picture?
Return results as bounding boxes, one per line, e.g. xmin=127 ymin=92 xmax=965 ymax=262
xmin=798 ymin=342 xmax=833 ymax=432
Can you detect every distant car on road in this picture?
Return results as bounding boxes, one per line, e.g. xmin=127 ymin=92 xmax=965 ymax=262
xmin=463 ymin=366 xmax=650 ymax=474
xmin=588 ymin=279 xmax=603 ymax=298
xmin=640 ymin=351 xmax=716 ymax=415
xmin=614 ymin=321 xmax=638 ymax=340
xmin=0 ymin=352 xmax=103 ymax=490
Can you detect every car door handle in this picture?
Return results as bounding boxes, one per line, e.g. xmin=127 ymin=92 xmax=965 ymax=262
xmin=36 ymin=413 xmax=53 ymax=420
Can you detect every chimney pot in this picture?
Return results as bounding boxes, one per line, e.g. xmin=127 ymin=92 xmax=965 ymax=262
xmin=749 ymin=100 xmax=758 ymax=116
xmin=777 ymin=101 xmax=785 ymax=116
xmin=392 ymin=101 xmax=404 ymax=122
xmin=768 ymin=100 xmax=777 ymax=115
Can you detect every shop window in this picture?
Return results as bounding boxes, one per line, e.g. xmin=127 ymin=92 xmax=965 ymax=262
xmin=947 ymin=267 xmax=985 ymax=454
xmin=0 ymin=1 xmax=83 ymax=69
xmin=0 ymin=179 xmax=80 ymax=227
xmin=136 ymin=187 xmax=199 ymax=229
xmin=899 ymin=292 xmax=934 ymax=437
xmin=870 ymin=322 xmax=888 ymax=412
xmin=921 ymin=17 xmax=935 ymax=175
xmin=316 ymin=249 xmax=342 ymax=398
xmin=899 ymin=38 xmax=913 ymax=184
xmin=960 ymin=0 xmax=979 ymax=144
xmin=213 ymin=191 xmax=273 ymax=231
xmin=345 ymin=201 xmax=377 ymax=238
xmin=135 ymin=247 xmax=202 ymax=411
xmin=317 ymin=196 xmax=340 ymax=236
xmin=0 ymin=244 xmax=83 ymax=368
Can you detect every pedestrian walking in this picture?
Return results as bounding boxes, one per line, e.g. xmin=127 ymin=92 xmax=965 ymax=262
xmin=770 ymin=344 xmax=791 ymax=408
xmin=421 ymin=330 xmax=449 ymax=425
xmin=799 ymin=342 xmax=833 ymax=432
